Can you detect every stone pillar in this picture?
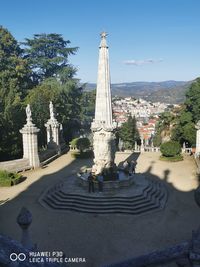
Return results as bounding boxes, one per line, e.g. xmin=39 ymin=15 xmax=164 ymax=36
xmin=195 ymin=121 xmax=200 ymax=157
xmin=45 ymin=101 xmax=61 ymax=154
xmin=20 ymin=105 xmax=40 ymax=168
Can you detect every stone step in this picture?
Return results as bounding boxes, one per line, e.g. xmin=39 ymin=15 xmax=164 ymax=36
xmin=49 ymin=182 xmax=160 ymax=205
xmin=45 ymin=193 xmax=158 ymax=209
xmin=55 ymin=184 xmax=154 ymax=203
xmin=45 ymin=195 xmax=158 ymax=209
xmin=41 ymin=178 xmax=168 ymax=215
xmin=42 ymin=197 xmax=160 ymax=215
xmin=43 ymin=186 xmax=165 ymax=214
xmin=57 ymin=181 xmax=152 ymax=200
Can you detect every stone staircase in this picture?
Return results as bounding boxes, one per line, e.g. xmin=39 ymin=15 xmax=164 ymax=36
xmin=41 ymin=178 xmax=168 ymax=215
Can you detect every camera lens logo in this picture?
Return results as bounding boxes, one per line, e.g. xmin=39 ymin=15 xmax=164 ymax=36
xmin=10 ymin=253 xmax=26 ymax=262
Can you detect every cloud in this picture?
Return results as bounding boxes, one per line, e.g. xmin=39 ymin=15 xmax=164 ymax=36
xmin=123 ymin=58 xmax=163 ymax=66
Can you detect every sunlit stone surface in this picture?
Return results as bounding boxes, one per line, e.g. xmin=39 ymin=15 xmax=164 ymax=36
xmin=91 ymin=32 xmax=116 ymax=174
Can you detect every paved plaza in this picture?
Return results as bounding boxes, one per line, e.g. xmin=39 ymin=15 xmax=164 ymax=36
xmin=0 ymin=152 xmax=199 ymax=267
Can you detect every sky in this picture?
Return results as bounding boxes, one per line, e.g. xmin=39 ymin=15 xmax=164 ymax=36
xmin=1 ymin=0 xmax=200 ymax=83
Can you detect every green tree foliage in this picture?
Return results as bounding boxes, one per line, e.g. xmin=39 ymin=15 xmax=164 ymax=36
xmin=153 ymin=132 xmax=162 ymax=147
xmin=153 ymin=112 xmax=174 ymax=146
xmin=26 ymin=78 xmax=82 ymax=147
xmin=159 ymin=112 xmax=174 ymax=130
xmin=160 ymin=141 xmax=181 ymax=157
xmin=171 ymin=79 xmax=200 ymax=146
xmin=76 ymin=137 xmax=90 ymax=152
xmin=80 ymin=90 xmax=96 ymax=130
xmin=0 ymin=26 xmax=82 ymax=160
xmin=23 ymin=33 xmax=78 ymax=83
xmin=171 ymin=110 xmax=196 ymax=146
xmin=25 ymin=79 xmax=60 ymax=147
xmin=185 ymin=78 xmax=200 ymax=122
xmin=0 ymin=26 xmax=31 ymax=160
xmin=119 ymin=116 xmax=140 ymax=149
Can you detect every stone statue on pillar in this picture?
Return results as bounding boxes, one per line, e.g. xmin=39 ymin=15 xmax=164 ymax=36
xmin=26 ymin=104 xmax=32 ymax=125
xmin=20 ymin=105 xmax=40 ymax=168
xmin=91 ymin=32 xmax=116 ymax=175
xmin=45 ymin=101 xmax=61 ymax=154
xmin=49 ymin=101 xmax=55 ymax=121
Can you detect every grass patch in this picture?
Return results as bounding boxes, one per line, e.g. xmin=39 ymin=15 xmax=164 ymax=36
xmin=160 ymin=154 xmax=183 ymax=162
xmin=0 ymin=170 xmax=26 ymax=187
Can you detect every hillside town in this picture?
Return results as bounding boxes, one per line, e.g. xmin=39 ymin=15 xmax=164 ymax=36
xmin=112 ymin=96 xmax=180 ymax=145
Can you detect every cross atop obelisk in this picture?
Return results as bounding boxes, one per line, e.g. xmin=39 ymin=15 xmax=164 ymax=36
xmin=99 ymin=31 xmax=108 ymax=48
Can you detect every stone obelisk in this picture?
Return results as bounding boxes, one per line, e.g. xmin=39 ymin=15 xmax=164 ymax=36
xmin=91 ymin=32 xmax=116 ymax=174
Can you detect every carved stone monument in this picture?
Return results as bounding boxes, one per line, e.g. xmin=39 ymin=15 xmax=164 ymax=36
xmin=91 ymin=32 xmax=116 ymax=174
xmin=195 ymin=121 xmax=200 ymax=157
xmin=45 ymin=101 xmax=61 ymax=154
xmin=20 ymin=104 xmax=40 ymax=168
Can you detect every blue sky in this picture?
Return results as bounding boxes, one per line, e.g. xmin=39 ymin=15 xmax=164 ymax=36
xmin=1 ymin=0 xmax=200 ymax=83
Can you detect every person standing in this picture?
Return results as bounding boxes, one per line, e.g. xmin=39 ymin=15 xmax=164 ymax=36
xmin=97 ymin=173 xmax=104 ymax=193
xmin=130 ymin=160 xmax=136 ymax=174
xmin=88 ymin=172 xmax=95 ymax=193
xmin=123 ymin=160 xmax=129 ymax=173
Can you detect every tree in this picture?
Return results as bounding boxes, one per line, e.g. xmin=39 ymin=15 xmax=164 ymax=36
xmin=26 ymin=78 xmax=83 ymax=147
xmin=0 ymin=26 xmax=31 ymax=160
xmin=80 ymin=90 xmax=96 ymax=131
xmin=25 ymin=79 xmax=60 ymax=147
xmin=22 ymin=33 xmax=78 ymax=83
xmin=153 ymin=133 xmax=162 ymax=147
xmin=185 ymin=78 xmax=200 ymax=122
xmin=23 ymin=33 xmax=82 ymax=145
xmin=119 ymin=116 xmax=140 ymax=149
xmin=172 ymin=78 xmax=200 ymax=146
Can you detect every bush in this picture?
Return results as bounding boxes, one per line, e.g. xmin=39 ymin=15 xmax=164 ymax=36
xmin=0 ymin=170 xmax=25 ymax=187
xmin=76 ymin=137 xmax=90 ymax=152
xmin=70 ymin=138 xmax=79 ymax=148
xmin=160 ymin=155 xmax=183 ymax=162
xmin=70 ymin=137 xmax=90 ymax=152
xmin=160 ymin=141 xmax=181 ymax=157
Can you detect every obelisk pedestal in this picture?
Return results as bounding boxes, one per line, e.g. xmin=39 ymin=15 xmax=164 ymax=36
xmin=91 ymin=32 xmax=116 ymax=174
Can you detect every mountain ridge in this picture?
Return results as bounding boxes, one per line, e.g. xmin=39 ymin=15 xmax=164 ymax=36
xmin=84 ymin=80 xmax=192 ymax=104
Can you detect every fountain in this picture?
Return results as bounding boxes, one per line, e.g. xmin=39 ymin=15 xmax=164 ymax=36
xmin=39 ymin=33 xmax=167 ymax=215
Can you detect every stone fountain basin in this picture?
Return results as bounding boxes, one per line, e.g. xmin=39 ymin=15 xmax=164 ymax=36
xmin=77 ymin=171 xmax=134 ymax=190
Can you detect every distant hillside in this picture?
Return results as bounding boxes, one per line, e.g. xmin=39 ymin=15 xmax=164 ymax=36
xmin=85 ymin=80 xmax=192 ymax=104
